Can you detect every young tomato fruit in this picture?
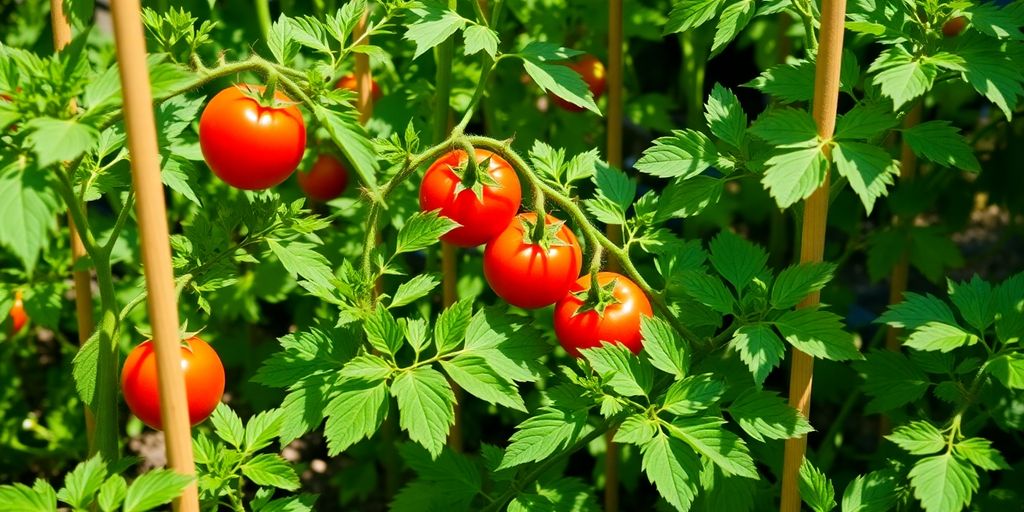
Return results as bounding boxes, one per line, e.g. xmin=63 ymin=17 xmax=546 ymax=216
xmin=942 ymin=16 xmax=967 ymax=37
xmin=9 ymin=290 xmax=27 ymax=334
xmin=336 ymin=73 xmax=383 ymax=102
xmin=298 ymin=154 xmax=349 ymax=202
xmin=484 ymin=213 xmax=583 ymax=309
xmin=551 ymin=54 xmax=607 ymax=112
xmin=554 ymin=272 xmax=653 ymax=357
xmin=419 ymin=148 xmax=522 ymax=247
xmin=199 ymin=84 xmax=306 ymax=190
xmin=121 ymin=336 xmax=225 ymax=430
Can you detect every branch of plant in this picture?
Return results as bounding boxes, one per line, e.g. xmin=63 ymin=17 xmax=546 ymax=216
xmin=101 ymin=191 xmax=135 ymax=258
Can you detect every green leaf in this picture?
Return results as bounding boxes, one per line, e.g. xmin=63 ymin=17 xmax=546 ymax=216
xmin=679 ymin=271 xmax=735 ymax=314
xmin=0 ymin=162 xmax=61 ymax=273
xmin=363 ymin=305 xmax=404 ymax=357
xmin=267 ymin=240 xmax=336 ymax=292
xmin=440 ymin=354 xmax=526 ymax=411
xmin=704 ymin=83 xmax=747 ymax=149
xmin=0 ymin=482 xmax=55 ymax=512
xmin=634 ymin=129 xmax=718 ymax=179
xmin=657 ymin=176 xmax=724 ymax=220
xmin=771 ymin=262 xmax=836 ymax=310
xmin=260 ymin=495 xmax=319 ymax=512
xmin=288 ymin=16 xmax=331 ymax=54
xmin=241 ymin=454 xmax=301 ymax=491
xmin=520 ymin=45 xmax=599 ymax=113
xmin=904 ymin=322 xmax=978 ymax=353
xmin=886 ymin=421 xmax=946 ymax=455
xmin=209 ymin=403 xmax=245 ymax=449
xmin=73 ymin=334 xmax=100 ymax=407
xmin=730 ymin=324 xmax=786 ymax=385
xmin=580 ymin=342 xmax=653 ymax=397
xmin=967 ymin=3 xmax=1024 ymax=40
xmin=640 ymin=316 xmax=690 ymax=379
xmin=868 ymin=47 xmax=937 ymax=109
xmin=391 ymin=367 xmax=456 ymax=458
xmin=798 ymin=459 xmax=836 ymax=512
xmin=662 ymin=374 xmax=725 ymax=416
xmin=957 ymin=40 xmax=1024 ymax=120
xmin=614 ymin=415 xmax=659 ymax=445
xmin=434 ymin=298 xmax=473 ymax=354
xmin=640 ymin=433 xmax=701 ymax=512
xmin=711 ymin=0 xmax=755 ymax=55
xmin=244 ymin=408 xmax=283 ymax=453
xmin=585 ymin=195 xmax=627 ymax=225
xmin=267 ymin=15 xmax=300 ymax=65
xmin=834 ymin=103 xmax=899 ymax=141
xmin=667 ymin=416 xmax=758 ymax=479
xmin=993 ymin=272 xmax=1024 ymax=343
xmin=878 ymin=292 xmax=957 ymax=330
xmin=122 ymin=470 xmax=193 ymax=512
xmin=774 ymin=308 xmax=862 ymax=361
xmin=324 ymin=380 xmax=389 ymax=456
xmin=97 ymin=475 xmax=127 ymax=512
xmin=987 ymin=353 xmax=1024 ymax=390
xmin=840 ymin=469 xmax=899 ymax=512
xmin=745 ymin=60 xmax=815 ymax=103
xmin=57 ymin=456 xmax=107 ymax=510
xmin=339 ymin=354 xmax=393 ymax=383
xmin=312 ymin=104 xmax=379 ymax=192
xmin=728 ymin=388 xmax=813 ymax=442
xmin=403 ymin=5 xmax=466 ymax=59
xmin=396 ymin=210 xmax=460 ymax=255
xmin=901 ymin=121 xmax=981 ymax=172
xmin=499 ymin=407 xmax=593 ymax=469
xmin=832 ymin=141 xmax=900 ymax=214
xmin=708 ymin=230 xmax=768 ymax=292
xmin=593 ymin=161 xmax=636 ymax=212
xmin=855 ymin=350 xmax=930 ymax=413
xmin=761 ymin=144 xmax=828 ymax=209
xmin=908 ymin=453 xmax=979 ymax=512
xmin=462 ymin=24 xmax=499 ymax=58
xmin=389 ymin=274 xmax=440 ymax=309
xmin=24 ymin=117 xmax=99 ymax=168
xmin=749 ymin=108 xmax=819 ymax=148
xmin=948 ymin=275 xmax=994 ymax=333
xmin=954 ymin=437 xmax=1009 ymax=471
xmin=665 ymin=0 xmax=724 ymax=34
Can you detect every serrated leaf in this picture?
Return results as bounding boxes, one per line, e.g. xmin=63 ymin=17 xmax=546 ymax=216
xmin=901 ymin=121 xmax=980 ymax=172
xmin=840 ymin=469 xmax=899 ymax=512
xmin=499 ymin=407 xmax=592 ymax=469
xmin=908 ymin=453 xmax=979 ymax=512
xmin=657 ymin=176 xmax=724 ymax=219
xmin=708 ymin=231 xmax=768 ymax=292
xmin=391 ymin=367 xmax=456 ymax=458
xmin=24 ymin=117 xmax=99 ymax=168
xmin=729 ymin=323 xmax=786 ymax=385
xmin=711 ymin=0 xmax=754 ymax=55
xmin=522 ymin=58 xmax=600 ymax=114
xmin=56 ymin=455 xmax=107 ymax=510
xmin=662 ymin=374 xmax=724 ymax=416
xmin=886 ymin=421 xmax=946 ymax=455
xmin=339 ymin=354 xmax=393 ymax=383
xmin=463 ymin=24 xmax=498 ymax=58
xmin=614 ymin=415 xmax=658 ymax=445
xmin=728 ymin=389 xmax=813 ymax=442
xmin=580 ymin=342 xmax=653 ymax=397
xmin=679 ymin=270 xmax=735 ymax=314
xmin=832 ymin=141 xmax=900 ymax=214
xmin=210 ymin=403 xmax=245 ymax=449
xmin=268 ymin=240 xmax=336 ymax=291
xmin=869 ymin=47 xmax=937 ymax=109
xmin=667 ymin=416 xmax=758 ymax=479
xmin=122 ymin=470 xmax=193 ymax=512
xmin=878 ymin=292 xmax=957 ymax=330
xmin=904 ymin=322 xmax=977 ymax=353
xmin=957 ymin=40 xmax=1024 ymax=120
xmin=404 ymin=5 xmax=467 ymax=59
xmin=640 ymin=433 xmax=701 ymax=512
xmin=749 ymin=108 xmax=819 ymax=148
xmin=704 ymin=83 xmax=747 ymax=149
xmin=396 ymin=210 xmax=460 ymax=255
xmin=434 ymin=298 xmax=473 ymax=354
xmin=0 ymin=162 xmax=61 ymax=273
xmin=855 ymin=350 xmax=929 ymax=412
xmin=775 ymin=308 xmax=862 ymax=361
xmin=834 ymin=103 xmax=898 ymax=141
xmin=241 ymin=454 xmax=300 ymax=490
xmin=948 ymin=275 xmax=994 ymax=333
xmin=244 ymin=408 xmax=283 ymax=453
xmin=987 ymin=353 xmax=1024 ymax=390
xmin=640 ymin=316 xmax=689 ymax=379
xmin=324 ymin=380 xmax=389 ymax=456
xmin=771 ymin=262 xmax=836 ymax=310
xmin=664 ymin=0 xmax=724 ymax=34
xmin=760 ymin=145 xmax=828 ymax=209
xmin=440 ymin=354 xmax=526 ymax=411
xmin=798 ymin=459 xmax=836 ymax=512
xmin=954 ymin=437 xmax=1009 ymax=471
xmin=635 ymin=129 xmax=718 ymax=179
xmin=97 ymin=475 xmax=127 ymax=512
xmin=745 ymin=60 xmax=815 ymax=103
xmin=390 ymin=273 xmax=440 ymax=309
xmin=363 ymin=305 xmax=404 ymax=356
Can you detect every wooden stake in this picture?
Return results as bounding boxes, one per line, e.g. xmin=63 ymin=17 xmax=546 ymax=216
xmin=353 ymin=11 xmax=373 ymax=124
xmin=50 ymin=0 xmax=97 ymax=451
xmin=604 ymin=1 xmax=624 ymax=510
xmin=108 ymin=1 xmax=198 ymax=509
xmin=778 ymin=1 xmax=847 ymax=510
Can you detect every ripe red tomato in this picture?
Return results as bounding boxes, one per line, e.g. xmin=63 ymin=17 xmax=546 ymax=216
xmin=9 ymin=290 xmax=27 ymax=334
xmin=199 ymin=84 xmax=306 ymax=190
xmin=551 ymin=54 xmax=607 ymax=112
xmin=419 ymin=148 xmax=522 ymax=247
xmin=298 ymin=154 xmax=349 ymax=202
xmin=336 ymin=73 xmax=383 ymax=102
xmin=553 ymin=272 xmax=653 ymax=357
xmin=121 ymin=336 xmax=225 ymax=430
xmin=942 ymin=16 xmax=967 ymax=37
xmin=484 ymin=213 xmax=582 ymax=309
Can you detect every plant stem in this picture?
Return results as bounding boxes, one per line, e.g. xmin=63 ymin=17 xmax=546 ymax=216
xmin=254 ymin=0 xmax=272 ymax=43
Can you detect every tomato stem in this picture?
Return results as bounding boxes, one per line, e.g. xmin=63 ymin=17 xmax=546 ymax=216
xmin=530 ymin=184 xmax=547 ymax=242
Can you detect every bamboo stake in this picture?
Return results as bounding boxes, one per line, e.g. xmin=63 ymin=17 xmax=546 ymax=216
xmin=778 ymin=0 xmax=847 ymax=510
xmin=886 ymin=103 xmax=922 ymax=351
xmin=604 ymin=0 xmax=623 ymax=510
xmin=354 ymin=11 xmax=373 ymax=124
xmin=50 ymin=0 xmax=97 ymax=451
xmin=108 ymin=1 xmax=198 ymax=509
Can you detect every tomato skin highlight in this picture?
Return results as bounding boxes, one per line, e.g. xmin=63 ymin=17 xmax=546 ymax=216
xmin=336 ymin=73 xmax=383 ymax=102
xmin=120 ymin=336 xmax=226 ymax=430
xmin=419 ymin=149 xmax=522 ymax=247
xmin=551 ymin=54 xmax=607 ymax=112
xmin=9 ymin=290 xmax=26 ymax=334
xmin=943 ymin=16 xmax=967 ymax=37
xmin=553 ymin=272 xmax=653 ymax=357
xmin=484 ymin=213 xmax=583 ymax=309
xmin=298 ymin=154 xmax=349 ymax=202
xmin=199 ymin=85 xmax=306 ymax=190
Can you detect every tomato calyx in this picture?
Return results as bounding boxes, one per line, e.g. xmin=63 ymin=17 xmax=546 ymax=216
xmin=451 ymin=154 xmax=501 ymax=203
xmin=572 ymin=273 xmax=622 ymax=317
xmin=236 ymin=82 xmax=299 ymax=110
xmin=519 ymin=215 xmax=573 ymax=251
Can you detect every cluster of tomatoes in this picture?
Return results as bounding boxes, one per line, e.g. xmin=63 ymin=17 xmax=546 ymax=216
xmin=418 ymin=148 xmax=652 ymax=358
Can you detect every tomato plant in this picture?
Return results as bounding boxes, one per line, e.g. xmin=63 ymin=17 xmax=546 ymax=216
xmin=483 ymin=213 xmax=583 ymax=309
xmin=297 ymin=153 xmax=349 ymax=201
xmin=120 ymin=337 xmax=225 ymax=430
xmin=198 ymin=84 xmax=307 ymax=190
xmin=419 ymin=148 xmax=522 ymax=247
